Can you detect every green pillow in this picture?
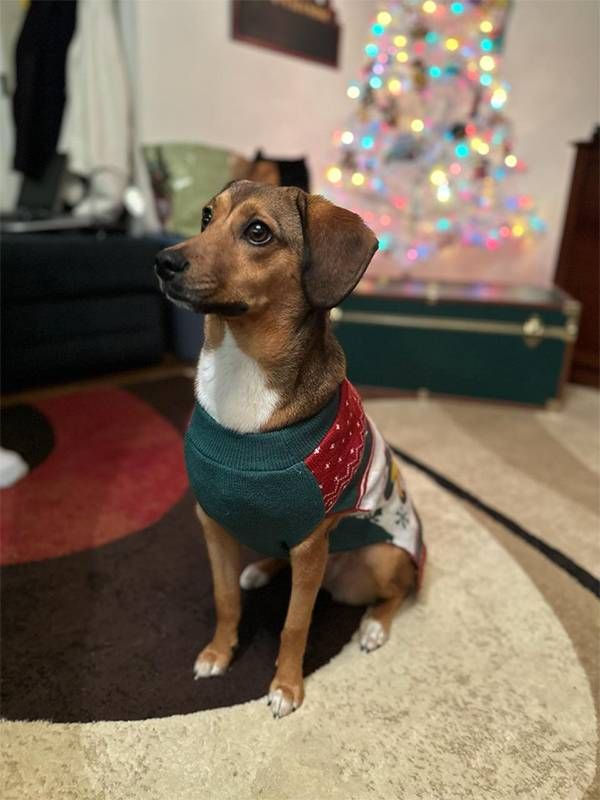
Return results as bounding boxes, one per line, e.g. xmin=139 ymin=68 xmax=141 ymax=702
xmin=144 ymin=143 xmax=232 ymax=237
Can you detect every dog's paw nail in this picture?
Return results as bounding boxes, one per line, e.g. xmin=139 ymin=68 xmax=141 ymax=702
xmin=240 ymin=564 xmax=270 ymax=590
xmin=359 ymin=618 xmax=388 ymax=653
xmin=194 ymin=656 xmax=225 ymax=679
xmin=268 ymin=689 xmax=294 ymax=719
xmin=193 ymin=660 xmax=212 ymax=679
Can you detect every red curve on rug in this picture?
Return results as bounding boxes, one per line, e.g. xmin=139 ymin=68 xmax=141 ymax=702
xmin=0 ymin=389 xmax=188 ymax=565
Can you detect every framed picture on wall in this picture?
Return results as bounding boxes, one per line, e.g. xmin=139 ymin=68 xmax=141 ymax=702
xmin=231 ymin=0 xmax=340 ymax=68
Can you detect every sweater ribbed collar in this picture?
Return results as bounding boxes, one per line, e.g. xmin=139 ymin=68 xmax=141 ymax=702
xmin=185 ymin=386 xmax=341 ymax=472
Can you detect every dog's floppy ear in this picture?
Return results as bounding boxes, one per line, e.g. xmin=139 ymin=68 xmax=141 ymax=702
xmin=297 ymin=193 xmax=378 ymax=309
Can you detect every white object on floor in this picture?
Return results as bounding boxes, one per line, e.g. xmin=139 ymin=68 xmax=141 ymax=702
xmin=0 ymin=447 xmax=29 ymax=488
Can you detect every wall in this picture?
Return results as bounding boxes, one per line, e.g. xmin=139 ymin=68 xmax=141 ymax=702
xmin=502 ymin=0 xmax=599 ymax=275
xmin=136 ymin=0 xmax=375 ymax=188
xmin=136 ymin=0 xmax=598 ymax=283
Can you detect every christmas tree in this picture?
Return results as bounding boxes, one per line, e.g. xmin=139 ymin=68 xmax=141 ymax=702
xmin=324 ymin=0 xmax=544 ymax=268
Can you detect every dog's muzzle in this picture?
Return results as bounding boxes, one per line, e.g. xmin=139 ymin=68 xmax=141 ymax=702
xmin=154 ymin=248 xmax=248 ymax=316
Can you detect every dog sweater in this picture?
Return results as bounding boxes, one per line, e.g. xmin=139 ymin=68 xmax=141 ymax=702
xmin=185 ymin=379 xmax=426 ymax=582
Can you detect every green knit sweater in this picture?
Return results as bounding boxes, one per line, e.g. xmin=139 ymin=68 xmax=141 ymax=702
xmin=185 ymin=380 xmax=425 ymax=571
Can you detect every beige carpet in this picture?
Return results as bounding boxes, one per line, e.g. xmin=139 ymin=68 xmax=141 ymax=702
xmin=1 ymin=385 xmax=598 ymax=800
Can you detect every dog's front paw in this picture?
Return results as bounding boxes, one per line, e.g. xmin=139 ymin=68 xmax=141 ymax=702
xmin=267 ymin=676 xmax=304 ymax=719
xmin=359 ymin=617 xmax=389 ymax=652
xmin=193 ymin=645 xmax=233 ymax=679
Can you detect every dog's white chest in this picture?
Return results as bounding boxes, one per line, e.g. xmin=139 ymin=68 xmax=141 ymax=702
xmin=195 ymin=327 xmax=280 ymax=433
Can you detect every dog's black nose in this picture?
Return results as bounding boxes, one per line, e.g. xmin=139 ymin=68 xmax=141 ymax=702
xmin=155 ymin=249 xmax=189 ymax=281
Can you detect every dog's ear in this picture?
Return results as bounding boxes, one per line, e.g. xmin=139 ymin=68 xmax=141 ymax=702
xmin=229 ymin=155 xmax=251 ymax=181
xmin=297 ymin=193 xmax=378 ymax=310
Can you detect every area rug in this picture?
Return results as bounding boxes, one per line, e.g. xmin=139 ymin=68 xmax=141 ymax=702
xmin=1 ymin=376 xmax=597 ymax=799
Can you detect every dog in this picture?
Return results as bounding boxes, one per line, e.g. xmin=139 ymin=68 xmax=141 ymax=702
xmin=155 ymin=181 xmax=425 ymax=719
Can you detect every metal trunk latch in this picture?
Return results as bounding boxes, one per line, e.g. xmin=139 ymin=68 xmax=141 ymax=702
xmin=330 ymin=307 xmax=343 ymax=325
xmin=522 ymin=314 xmax=545 ymax=348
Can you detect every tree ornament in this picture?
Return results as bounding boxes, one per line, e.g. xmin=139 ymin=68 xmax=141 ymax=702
xmin=450 ymin=122 xmax=467 ymax=140
xmin=473 ymin=158 xmax=490 ymax=180
xmin=410 ymin=23 xmax=429 ymax=40
xmin=411 ymin=59 xmax=428 ymax=92
xmin=361 ymin=84 xmax=376 ymax=108
xmin=381 ymin=97 xmax=400 ymax=127
xmin=385 ymin=133 xmax=421 ymax=163
xmin=341 ymin=150 xmax=358 ymax=171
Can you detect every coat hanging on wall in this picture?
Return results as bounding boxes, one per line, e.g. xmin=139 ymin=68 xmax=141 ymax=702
xmin=59 ymin=0 xmax=129 ymax=218
xmin=12 ymin=0 xmax=77 ymax=180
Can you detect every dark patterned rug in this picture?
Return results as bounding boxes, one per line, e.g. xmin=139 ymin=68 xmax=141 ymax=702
xmin=0 ymin=377 xmax=363 ymax=722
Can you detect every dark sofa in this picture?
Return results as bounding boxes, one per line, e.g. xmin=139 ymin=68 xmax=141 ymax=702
xmin=1 ymin=233 xmax=173 ymax=392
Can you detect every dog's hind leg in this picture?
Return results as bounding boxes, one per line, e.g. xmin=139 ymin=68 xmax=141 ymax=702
xmin=358 ymin=544 xmax=416 ymax=653
xmin=240 ymin=557 xmax=288 ymax=590
xmin=359 ymin=593 xmax=408 ymax=652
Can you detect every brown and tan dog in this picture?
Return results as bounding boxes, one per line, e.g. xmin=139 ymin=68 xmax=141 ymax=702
xmin=155 ymin=181 xmax=423 ymax=718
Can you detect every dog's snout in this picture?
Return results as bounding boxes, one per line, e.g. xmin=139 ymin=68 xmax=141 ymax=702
xmin=155 ymin=249 xmax=189 ymax=281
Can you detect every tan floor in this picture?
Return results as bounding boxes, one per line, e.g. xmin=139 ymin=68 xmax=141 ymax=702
xmin=1 ymin=385 xmax=598 ymax=800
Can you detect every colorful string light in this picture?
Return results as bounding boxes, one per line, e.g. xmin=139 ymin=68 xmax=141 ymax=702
xmin=325 ymin=3 xmax=543 ymax=266
xmin=436 ymin=185 xmax=451 ymax=203
xmin=326 ymin=166 xmax=342 ymax=183
xmin=491 ymin=87 xmax=507 ymax=109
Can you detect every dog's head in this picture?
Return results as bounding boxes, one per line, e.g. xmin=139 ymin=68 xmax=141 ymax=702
xmin=155 ymin=181 xmax=378 ymax=317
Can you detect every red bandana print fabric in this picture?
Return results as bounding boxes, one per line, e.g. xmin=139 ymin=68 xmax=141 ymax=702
xmin=305 ymin=380 xmax=366 ymax=512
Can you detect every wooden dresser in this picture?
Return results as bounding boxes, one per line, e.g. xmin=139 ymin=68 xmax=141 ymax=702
xmin=554 ymin=128 xmax=599 ymax=386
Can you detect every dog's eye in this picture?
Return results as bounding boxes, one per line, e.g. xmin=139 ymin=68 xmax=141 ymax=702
xmin=201 ymin=207 xmax=213 ymax=231
xmin=244 ymin=220 xmax=272 ymax=246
